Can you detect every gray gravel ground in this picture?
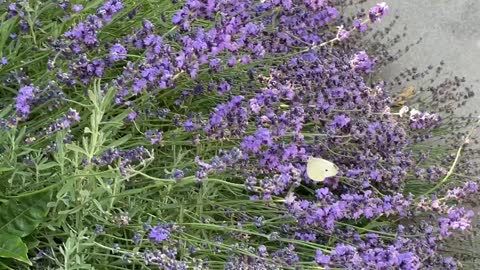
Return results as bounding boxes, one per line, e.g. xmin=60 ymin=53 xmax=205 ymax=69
xmin=369 ymin=0 xmax=480 ymax=113
xmin=358 ymin=0 xmax=480 ymax=267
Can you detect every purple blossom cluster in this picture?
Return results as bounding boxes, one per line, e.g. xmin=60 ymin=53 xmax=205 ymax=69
xmin=445 ymin=181 xmax=479 ymax=201
xmin=205 ymin=96 xmax=248 ymax=139
xmin=142 ymin=248 xmax=187 ymax=269
xmin=96 ymin=0 xmax=124 ymax=22
xmin=148 ymin=224 xmax=172 ymax=244
xmin=53 ymin=1 xmax=125 ymax=85
xmin=91 ymin=146 xmax=150 ymax=175
xmin=145 ymin=129 xmax=163 ymax=145
xmin=409 ymin=108 xmax=441 ymax=130
xmin=285 ymin=189 xmax=412 ymax=232
xmin=438 ymin=207 xmax=475 ymax=237
xmin=64 ymin=0 xmax=123 ymax=47
xmin=109 ymin=43 xmax=128 ymax=62
xmin=101 ymin=0 xmax=359 ymax=105
xmin=314 ymin=225 xmax=458 ymax=269
xmin=194 ymin=148 xmax=243 ymax=182
xmin=15 ymin=85 xmax=40 ymax=118
xmin=72 ymin=4 xmax=83 ymax=13
xmin=3 ymin=81 xmax=67 ymax=131
xmin=350 ymin=51 xmax=376 ymax=73
xmin=225 ymin=244 xmax=299 ymax=269
xmin=369 ymin=2 xmax=389 ymax=23
xmin=42 ymin=108 xmax=80 ymax=135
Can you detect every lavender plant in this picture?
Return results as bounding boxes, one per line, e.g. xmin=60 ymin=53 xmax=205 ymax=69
xmin=0 ymin=1 xmax=478 ymax=269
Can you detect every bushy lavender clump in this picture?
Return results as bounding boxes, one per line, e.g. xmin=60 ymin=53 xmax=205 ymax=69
xmin=314 ymin=226 xmax=453 ymax=269
xmin=170 ymin=2 xmax=476 ymax=268
xmin=108 ymin=0 xmax=346 ymax=105
xmin=0 ymin=1 xmax=477 ymax=269
xmin=54 ymin=1 xmax=125 ymax=85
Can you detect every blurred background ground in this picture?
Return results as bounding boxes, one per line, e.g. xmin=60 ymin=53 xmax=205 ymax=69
xmin=365 ymin=0 xmax=480 ymax=115
xmin=351 ymin=0 xmax=480 ymax=267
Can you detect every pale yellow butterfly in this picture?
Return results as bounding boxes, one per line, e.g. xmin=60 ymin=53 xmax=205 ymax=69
xmin=306 ymin=157 xmax=339 ymax=182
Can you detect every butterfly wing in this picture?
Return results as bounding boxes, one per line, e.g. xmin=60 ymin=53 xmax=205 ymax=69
xmin=393 ymin=86 xmax=415 ymax=107
xmin=306 ymin=158 xmax=339 ymax=182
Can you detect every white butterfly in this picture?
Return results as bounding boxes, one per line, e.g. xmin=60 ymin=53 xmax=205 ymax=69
xmin=306 ymin=157 xmax=339 ymax=182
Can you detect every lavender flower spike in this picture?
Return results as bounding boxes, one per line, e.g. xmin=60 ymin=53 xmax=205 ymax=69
xmin=369 ymin=2 xmax=389 ymax=23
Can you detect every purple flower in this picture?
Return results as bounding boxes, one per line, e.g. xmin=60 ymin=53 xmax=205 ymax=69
xmin=218 ymin=80 xmax=231 ymax=95
xmin=1 ymin=57 xmax=7 ymax=65
xmin=369 ymin=2 xmax=389 ymax=23
xmin=15 ymin=85 xmax=40 ymax=118
xmin=209 ymin=58 xmax=222 ymax=72
xmin=64 ymin=21 xmax=100 ymax=48
xmin=227 ymin=56 xmax=237 ymax=67
xmin=132 ymin=78 xmax=147 ymax=94
xmin=145 ymin=129 xmax=163 ymax=145
xmin=353 ymin=19 xmax=368 ymax=32
xmin=109 ymin=43 xmax=127 ymax=62
xmin=72 ymin=4 xmax=83 ymax=13
xmin=127 ymin=111 xmax=137 ymax=121
xmin=331 ymin=114 xmax=351 ymax=128
xmin=44 ymin=108 xmax=81 ymax=135
xmin=409 ymin=109 xmax=440 ymax=130
xmin=241 ymin=128 xmax=273 ymax=153
xmin=241 ymin=55 xmax=251 ymax=64
xmin=350 ymin=51 xmax=375 ymax=73
xmin=184 ymin=119 xmax=197 ymax=131
xmin=337 ymin=27 xmax=350 ymax=41
xmin=315 ymin=250 xmax=331 ymax=265
xmin=173 ymin=169 xmax=185 ymax=180
xmin=148 ymin=224 xmax=171 ymax=244
xmin=7 ymin=3 xmax=20 ymax=18
xmin=97 ymin=0 xmax=124 ymax=22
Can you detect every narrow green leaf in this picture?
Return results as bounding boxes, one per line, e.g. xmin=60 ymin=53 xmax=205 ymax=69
xmin=100 ymin=86 xmax=116 ymax=112
xmin=65 ymin=144 xmax=88 ymax=156
xmin=37 ymin=162 xmax=58 ymax=171
xmin=104 ymin=134 xmax=132 ymax=150
xmin=55 ymin=132 xmax=65 ymax=174
xmin=0 ymin=105 xmax=11 ymax=119
xmin=363 ymin=220 xmax=391 ymax=231
xmin=0 ymin=234 xmax=31 ymax=265
xmin=14 ymin=127 xmax=26 ymax=145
